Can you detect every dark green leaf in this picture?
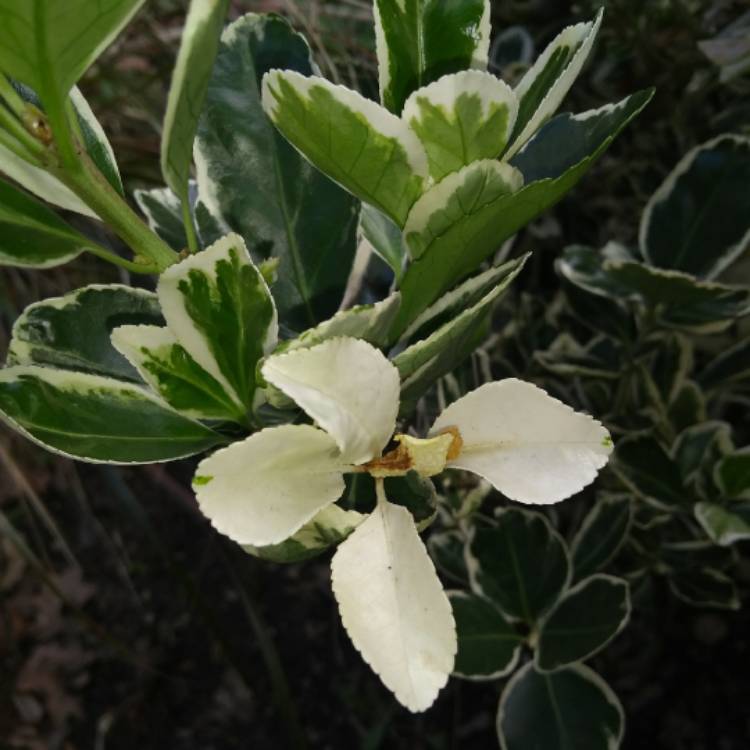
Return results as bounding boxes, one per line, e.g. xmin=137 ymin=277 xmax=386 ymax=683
xmin=497 ymin=663 xmax=624 ymax=750
xmin=360 ymin=204 xmax=405 ymax=281
xmin=196 ymin=13 xmax=358 ymax=329
xmin=641 ymin=134 xmax=750 ymax=279
xmin=7 ymin=285 xmax=163 ymax=380
xmin=697 ymin=337 xmax=750 ymax=391
xmin=449 ymin=591 xmax=522 ymax=679
xmin=673 ymin=421 xmax=733 ymax=493
xmin=428 ymin=530 xmax=469 ymax=584
xmin=669 ymin=567 xmax=740 ymax=610
xmin=714 ymin=449 xmax=750 ymax=499
xmin=468 ymin=508 xmax=570 ymax=624
xmin=613 ymin=435 xmax=686 ymax=509
xmin=536 ymin=575 xmax=630 ymax=671
xmin=695 ymin=501 xmax=750 ymax=546
xmin=135 ymin=185 xmax=193 ymax=251
xmin=374 ymin=0 xmax=490 ymax=114
xmin=571 ymin=494 xmax=632 ymax=580
xmin=0 ymin=179 xmax=88 ymax=268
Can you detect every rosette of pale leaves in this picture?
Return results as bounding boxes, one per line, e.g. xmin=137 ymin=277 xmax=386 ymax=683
xmin=193 ymin=332 xmax=612 ymax=711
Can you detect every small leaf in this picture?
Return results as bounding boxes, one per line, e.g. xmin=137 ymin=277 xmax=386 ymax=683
xmin=111 ymin=325 xmax=244 ymax=422
xmin=506 ymin=11 xmax=603 ymax=158
xmin=196 ymin=14 xmax=358 ymax=328
xmin=391 ymin=89 xmax=653 ymax=335
xmin=0 ymin=365 xmax=222 ymax=463
xmin=135 ymin=185 xmax=193 ymax=250
xmin=244 ymin=504 xmax=365 ymax=563
xmin=449 ymin=591 xmax=522 ymax=680
xmin=571 ymin=494 xmax=632 ymax=580
xmin=467 ymin=508 xmax=570 ymax=624
xmin=394 ymin=257 xmax=527 ymax=412
xmin=157 ymin=233 xmax=277 ymax=412
xmin=669 ymin=567 xmax=740 ymax=610
xmin=640 ymin=134 xmax=750 ymax=279
xmin=331 ymin=500 xmax=456 ymax=713
xmin=262 ymin=69 xmax=427 ymax=226
xmin=360 ymin=204 xmax=406 ymax=281
xmin=428 ymin=530 xmax=469 ymax=585
xmin=8 ymin=284 xmax=163 ymax=380
xmin=0 ymin=179 xmax=88 ymax=268
xmin=400 ymin=256 xmax=528 ymax=346
xmin=373 ymin=0 xmax=491 ymax=114
xmin=284 ymin=292 xmax=401 ymax=352
xmin=497 ymin=663 xmax=624 ymax=750
xmin=161 ymin=0 xmax=229 ymax=202
xmin=403 ymin=71 xmax=517 ymax=181
xmin=613 ymin=435 xmax=686 ymax=509
xmin=695 ymin=501 xmax=750 ymax=546
xmin=672 ymin=421 xmax=733 ymax=493
xmin=714 ymin=448 xmax=750 ymax=499
xmin=698 ymin=337 xmax=750 ymax=391
xmin=536 ymin=575 xmax=630 ymax=672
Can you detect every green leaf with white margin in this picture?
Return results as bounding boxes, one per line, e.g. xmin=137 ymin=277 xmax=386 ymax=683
xmin=262 ymin=337 xmax=399 ymax=465
xmin=391 ymin=89 xmax=653 ymax=335
xmin=497 ymin=663 xmax=624 ymax=750
xmin=403 ymin=71 xmax=518 ymax=181
xmin=196 ymin=14 xmax=358 ymax=328
xmin=399 ymin=255 xmax=529 ymax=346
xmin=394 ymin=256 xmax=527 ymax=413
xmin=0 ymin=1 xmax=146 ymax=105
xmin=193 ymin=424 xmax=347 ymax=545
xmin=673 ymin=421 xmax=733 ymax=494
xmin=640 ymin=134 xmax=750 ymax=279
xmin=613 ymin=435 xmax=685 ymax=509
xmin=402 ymin=160 xmax=524 ymax=261
xmin=0 ymin=179 xmax=87 ymax=268
xmin=448 ymin=590 xmax=522 ymax=680
xmin=571 ymin=494 xmax=632 ymax=580
xmin=157 ymin=233 xmax=277 ymax=412
xmin=695 ymin=501 xmax=750 ymax=547
xmin=0 ymin=84 xmax=123 ymax=216
xmin=7 ymin=284 xmax=163 ymax=380
xmin=505 ymin=10 xmax=603 ymax=159
xmin=698 ymin=337 xmax=750 ymax=391
xmin=283 ymin=292 xmax=401 ymax=352
xmin=0 ymin=365 xmax=223 ymax=463
xmin=262 ymin=69 xmax=427 ymax=227
xmin=111 ymin=325 xmax=244 ymax=422
xmin=161 ymin=0 xmax=229 ymax=202
xmin=715 ymin=448 xmax=750 ymax=499
xmin=536 ymin=574 xmax=630 ymax=672
xmin=669 ymin=567 xmax=740 ymax=610
xmin=428 ymin=530 xmax=469 ymax=585
xmin=432 ymin=380 xmax=612 ymax=506
xmin=467 ymin=508 xmax=570 ymax=624
xmin=558 ymin=245 xmax=750 ymax=333
xmin=360 ymin=204 xmax=405 ymax=281
xmin=331 ymin=498 xmax=456 ymax=713
xmin=135 ymin=185 xmax=192 ymax=251
xmin=373 ymin=0 xmax=491 ymax=115
xmin=244 ymin=503 xmax=365 ymax=563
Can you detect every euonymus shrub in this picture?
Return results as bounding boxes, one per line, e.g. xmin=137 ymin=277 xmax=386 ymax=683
xmin=0 ymin=0 xmax=653 ymax=733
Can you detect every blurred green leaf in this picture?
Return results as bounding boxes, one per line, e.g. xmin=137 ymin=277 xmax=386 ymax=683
xmin=695 ymin=501 xmax=750 ymax=546
xmin=669 ymin=567 xmax=740 ymax=610
xmin=641 ymin=134 xmax=750 ymax=279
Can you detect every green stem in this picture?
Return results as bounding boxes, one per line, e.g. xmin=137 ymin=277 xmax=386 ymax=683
xmin=59 ymin=151 xmax=179 ymax=271
xmin=181 ymin=195 xmax=199 ymax=253
xmin=0 ymin=102 xmax=46 ymax=163
xmin=0 ymin=124 xmax=41 ymax=164
xmin=84 ymin=241 xmax=161 ymax=274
